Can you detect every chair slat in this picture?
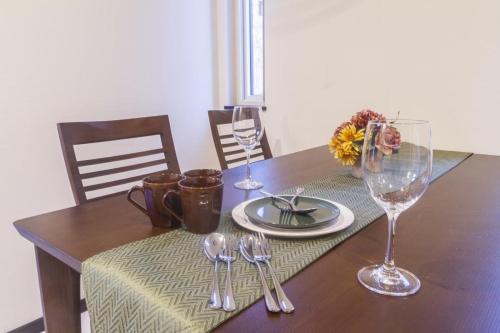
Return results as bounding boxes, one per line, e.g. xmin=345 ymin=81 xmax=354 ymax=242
xmin=219 ymin=133 xmax=234 ymax=140
xmin=221 ymin=142 xmax=240 ymax=149
xmin=219 ymin=127 xmax=255 ymax=139
xmin=224 ymin=146 xmax=262 ymax=157
xmin=83 ymin=170 xmax=165 ymax=192
xmin=233 ymin=127 xmax=256 ymax=133
xmin=80 ymin=158 xmax=167 ymax=179
xmin=84 ymin=190 xmax=130 ymax=202
xmin=226 ymin=153 xmax=264 ymax=164
xmin=77 ymin=148 xmax=164 ymax=167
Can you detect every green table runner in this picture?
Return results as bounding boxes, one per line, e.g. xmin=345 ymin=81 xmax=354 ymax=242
xmin=82 ymin=150 xmax=470 ymax=333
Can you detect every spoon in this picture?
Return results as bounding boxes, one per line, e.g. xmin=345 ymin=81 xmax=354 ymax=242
xmin=203 ymin=233 xmax=224 ymax=309
xmin=240 ymin=235 xmax=280 ymax=312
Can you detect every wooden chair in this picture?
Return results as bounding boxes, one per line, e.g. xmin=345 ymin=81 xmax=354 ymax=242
xmin=58 ymin=115 xmax=181 ymax=205
xmin=208 ymin=110 xmax=273 ymax=170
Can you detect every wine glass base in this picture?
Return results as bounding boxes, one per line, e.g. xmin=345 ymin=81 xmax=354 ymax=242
xmin=357 ymin=264 xmax=420 ymax=296
xmin=233 ymin=179 xmax=263 ymax=190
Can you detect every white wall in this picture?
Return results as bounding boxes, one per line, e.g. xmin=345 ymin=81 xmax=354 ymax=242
xmin=3 ymin=0 xmax=500 ymax=330
xmin=264 ymin=0 xmax=500 ymax=156
xmin=0 ymin=1 xmax=219 ymax=330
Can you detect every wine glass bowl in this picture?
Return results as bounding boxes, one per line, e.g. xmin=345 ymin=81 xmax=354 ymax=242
xmin=232 ymin=106 xmax=264 ymax=190
xmin=357 ymin=119 xmax=432 ymax=296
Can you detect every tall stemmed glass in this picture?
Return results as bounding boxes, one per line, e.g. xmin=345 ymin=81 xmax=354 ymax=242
xmin=358 ymin=119 xmax=432 ymax=296
xmin=232 ymin=105 xmax=264 ymax=190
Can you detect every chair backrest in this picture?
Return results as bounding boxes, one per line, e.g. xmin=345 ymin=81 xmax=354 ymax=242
xmin=57 ymin=115 xmax=180 ymax=205
xmin=208 ymin=110 xmax=273 ymax=170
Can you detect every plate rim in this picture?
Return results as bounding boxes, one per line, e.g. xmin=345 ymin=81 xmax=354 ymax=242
xmin=232 ymin=196 xmax=355 ymax=238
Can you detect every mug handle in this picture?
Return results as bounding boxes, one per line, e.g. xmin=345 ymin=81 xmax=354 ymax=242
xmin=127 ymin=185 xmax=148 ymax=216
xmin=162 ymin=189 xmax=183 ymax=223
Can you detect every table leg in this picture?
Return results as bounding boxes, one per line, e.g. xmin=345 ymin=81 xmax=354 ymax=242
xmin=35 ymin=246 xmax=81 ymax=333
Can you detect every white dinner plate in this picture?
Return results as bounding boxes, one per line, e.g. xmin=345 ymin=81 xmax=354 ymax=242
xmin=231 ymin=196 xmax=355 ymax=238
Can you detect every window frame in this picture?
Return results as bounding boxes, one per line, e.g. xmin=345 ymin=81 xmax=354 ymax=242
xmin=236 ymin=0 xmax=265 ymax=105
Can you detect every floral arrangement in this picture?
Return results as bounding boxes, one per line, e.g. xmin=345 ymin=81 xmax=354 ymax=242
xmin=328 ymin=109 xmax=401 ymax=166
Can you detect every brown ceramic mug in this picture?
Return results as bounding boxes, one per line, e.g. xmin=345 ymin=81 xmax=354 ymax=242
xmin=182 ymin=168 xmax=223 ymax=180
xmin=162 ymin=177 xmax=223 ymax=234
xmin=127 ymin=172 xmax=184 ymax=228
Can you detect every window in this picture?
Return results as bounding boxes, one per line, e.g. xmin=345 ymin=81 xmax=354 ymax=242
xmin=241 ymin=0 xmax=264 ymax=103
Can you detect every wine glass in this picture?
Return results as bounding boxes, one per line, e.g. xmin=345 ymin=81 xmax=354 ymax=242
xmin=232 ymin=105 xmax=264 ymax=190
xmin=357 ymin=119 xmax=432 ymax=296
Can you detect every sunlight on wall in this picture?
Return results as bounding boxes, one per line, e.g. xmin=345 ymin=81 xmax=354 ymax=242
xmin=264 ymin=0 xmax=500 ymax=156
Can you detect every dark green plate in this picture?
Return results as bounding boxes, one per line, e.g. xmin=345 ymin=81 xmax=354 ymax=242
xmin=244 ymin=195 xmax=341 ymax=230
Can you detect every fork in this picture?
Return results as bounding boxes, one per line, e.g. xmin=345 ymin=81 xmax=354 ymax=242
xmin=260 ymin=189 xmax=295 ymax=210
xmin=260 ymin=189 xmax=317 ymax=214
xmin=255 ymin=233 xmax=295 ymax=313
xmin=249 ymin=236 xmax=280 ymax=312
xmin=290 ymin=187 xmax=304 ymax=205
xmin=279 ymin=209 xmax=294 ymax=226
xmin=219 ymin=236 xmax=236 ymax=312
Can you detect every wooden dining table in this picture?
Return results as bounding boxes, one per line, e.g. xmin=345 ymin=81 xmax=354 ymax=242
xmin=14 ymin=146 xmax=500 ymax=333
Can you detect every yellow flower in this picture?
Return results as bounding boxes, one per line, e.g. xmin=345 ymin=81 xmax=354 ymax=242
xmin=338 ymin=124 xmax=365 ymax=142
xmin=329 ymin=124 xmax=365 ymax=166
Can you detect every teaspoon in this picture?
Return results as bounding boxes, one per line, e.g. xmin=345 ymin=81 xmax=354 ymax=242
xmin=203 ymin=233 xmax=224 ymax=309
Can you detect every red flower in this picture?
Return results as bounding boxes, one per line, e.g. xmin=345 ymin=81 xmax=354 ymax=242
xmin=350 ymin=109 xmax=386 ymax=129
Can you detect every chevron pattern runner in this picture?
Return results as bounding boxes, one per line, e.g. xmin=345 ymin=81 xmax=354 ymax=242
xmin=82 ymin=150 xmax=471 ymax=333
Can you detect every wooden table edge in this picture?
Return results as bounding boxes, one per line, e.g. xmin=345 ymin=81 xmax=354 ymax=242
xmin=14 ymin=223 xmax=82 ymax=272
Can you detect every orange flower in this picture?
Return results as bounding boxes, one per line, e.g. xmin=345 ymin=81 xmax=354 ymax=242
xmin=329 ymin=124 xmax=365 ymax=166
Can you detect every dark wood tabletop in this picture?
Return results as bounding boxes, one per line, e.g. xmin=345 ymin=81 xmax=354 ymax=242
xmin=14 ymin=146 xmax=500 ymax=333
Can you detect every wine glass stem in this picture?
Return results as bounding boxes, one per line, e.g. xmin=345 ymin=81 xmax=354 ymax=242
xmin=245 ymin=149 xmax=252 ymax=182
xmin=383 ymin=210 xmax=400 ymax=272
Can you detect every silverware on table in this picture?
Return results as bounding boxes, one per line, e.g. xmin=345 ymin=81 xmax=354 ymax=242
xmin=278 ymin=208 xmax=294 ymax=226
xmin=255 ymin=232 xmax=295 ymax=313
xmin=259 ymin=189 xmax=294 ymax=209
xmin=220 ymin=235 xmax=236 ymax=311
xmin=240 ymin=235 xmax=280 ymax=312
xmin=203 ymin=233 xmax=224 ymax=309
xmin=290 ymin=187 xmax=304 ymax=205
xmin=259 ymin=189 xmax=317 ymax=214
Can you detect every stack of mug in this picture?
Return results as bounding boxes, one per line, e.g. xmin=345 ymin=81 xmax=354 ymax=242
xmin=127 ymin=169 xmax=224 ymax=234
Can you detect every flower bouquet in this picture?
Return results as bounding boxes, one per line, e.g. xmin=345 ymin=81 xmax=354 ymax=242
xmin=328 ymin=109 xmax=401 ymax=178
